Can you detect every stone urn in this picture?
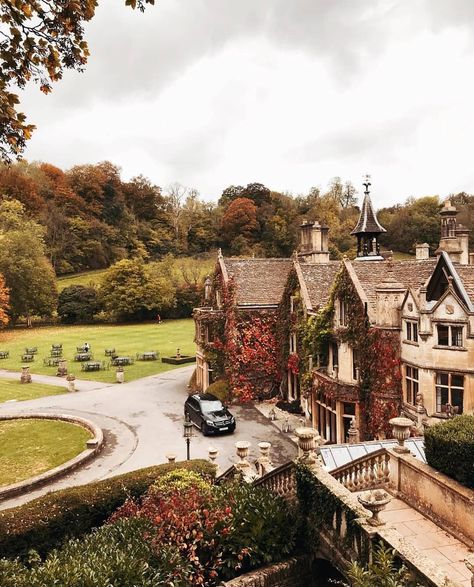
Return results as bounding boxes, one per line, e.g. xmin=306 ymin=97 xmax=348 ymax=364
xmin=235 ymin=441 xmax=251 ymax=470
xmin=295 ymin=427 xmax=320 ymax=464
xmin=166 ymin=453 xmax=176 ymax=463
xmin=389 ymin=416 xmax=413 ymax=453
xmin=258 ymin=441 xmax=271 ymax=460
xmin=358 ymin=489 xmax=391 ymax=526
xmin=57 ymin=359 xmax=67 ymax=377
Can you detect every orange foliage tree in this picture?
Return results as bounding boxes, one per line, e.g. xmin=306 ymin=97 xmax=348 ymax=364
xmin=0 ymin=274 xmax=10 ymax=327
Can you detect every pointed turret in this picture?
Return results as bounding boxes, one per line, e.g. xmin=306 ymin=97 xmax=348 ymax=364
xmin=351 ymin=175 xmax=386 ymax=260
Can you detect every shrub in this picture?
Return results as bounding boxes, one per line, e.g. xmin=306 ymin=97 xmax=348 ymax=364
xmin=276 ymin=399 xmax=304 ymax=415
xmin=206 ymin=378 xmax=230 ymax=403
xmin=424 ymin=415 xmax=474 ymax=488
xmin=0 ymin=460 xmax=214 ymax=560
xmin=0 ymin=518 xmax=191 ymax=587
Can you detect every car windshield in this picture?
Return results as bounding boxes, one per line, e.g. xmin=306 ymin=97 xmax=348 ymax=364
xmin=200 ymin=400 xmax=223 ymax=413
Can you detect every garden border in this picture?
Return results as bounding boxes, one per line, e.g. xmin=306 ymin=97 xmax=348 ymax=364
xmin=0 ymin=413 xmax=104 ymax=500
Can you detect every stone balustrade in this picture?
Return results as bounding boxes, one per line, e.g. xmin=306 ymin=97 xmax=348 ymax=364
xmin=331 ymin=448 xmax=390 ymax=491
xmin=253 ymin=461 xmax=297 ymax=502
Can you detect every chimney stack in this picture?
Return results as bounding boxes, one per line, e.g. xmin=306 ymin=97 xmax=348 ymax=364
xmin=415 ymin=243 xmax=430 ymax=260
xmin=298 ymin=220 xmax=330 ymax=264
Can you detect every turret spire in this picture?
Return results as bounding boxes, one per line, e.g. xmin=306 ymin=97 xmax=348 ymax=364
xmin=351 ymin=175 xmax=386 ymax=260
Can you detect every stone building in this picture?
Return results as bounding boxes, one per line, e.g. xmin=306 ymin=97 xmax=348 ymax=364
xmin=193 ymin=187 xmax=474 ymax=443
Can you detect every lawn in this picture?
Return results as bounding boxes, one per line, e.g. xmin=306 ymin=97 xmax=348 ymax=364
xmin=0 ymin=379 xmax=66 ymax=404
xmin=0 ymin=320 xmax=196 ymax=383
xmin=0 ymin=419 xmax=92 ymax=487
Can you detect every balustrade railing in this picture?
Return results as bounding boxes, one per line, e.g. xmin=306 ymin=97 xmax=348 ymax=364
xmin=331 ymin=448 xmax=390 ymax=492
xmin=253 ymin=461 xmax=297 ymax=501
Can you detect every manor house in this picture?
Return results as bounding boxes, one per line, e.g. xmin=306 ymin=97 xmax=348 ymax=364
xmin=193 ymin=187 xmax=474 ymax=443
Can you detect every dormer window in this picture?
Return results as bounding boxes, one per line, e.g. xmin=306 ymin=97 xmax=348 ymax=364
xmin=437 ymin=324 xmax=463 ymax=348
xmin=405 ymin=320 xmax=418 ymax=343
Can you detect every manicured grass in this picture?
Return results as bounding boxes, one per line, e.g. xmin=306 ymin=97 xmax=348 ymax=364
xmin=0 ymin=379 xmax=66 ymax=404
xmin=57 ymin=269 xmax=107 ymax=291
xmin=0 ymin=419 xmax=92 ymax=487
xmin=0 ymin=320 xmax=196 ymax=383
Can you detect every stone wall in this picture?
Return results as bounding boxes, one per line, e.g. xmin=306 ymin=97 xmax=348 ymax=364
xmin=220 ymin=556 xmax=313 ymax=587
xmin=388 ymin=449 xmax=474 ymax=549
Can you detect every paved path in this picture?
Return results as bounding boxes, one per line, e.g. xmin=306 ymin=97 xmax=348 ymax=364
xmin=0 ymin=365 xmax=298 ymax=509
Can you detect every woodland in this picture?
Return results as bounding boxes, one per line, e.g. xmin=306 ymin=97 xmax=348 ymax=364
xmin=0 ymin=160 xmax=472 ymax=326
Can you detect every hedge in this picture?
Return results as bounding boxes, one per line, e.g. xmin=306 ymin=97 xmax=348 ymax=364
xmin=206 ymin=378 xmax=230 ymax=403
xmin=0 ymin=460 xmax=214 ymax=560
xmin=424 ymin=415 xmax=474 ymax=489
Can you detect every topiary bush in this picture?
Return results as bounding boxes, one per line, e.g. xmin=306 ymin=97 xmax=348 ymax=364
xmin=0 ymin=460 xmax=214 ymax=560
xmin=424 ymin=415 xmax=474 ymax=489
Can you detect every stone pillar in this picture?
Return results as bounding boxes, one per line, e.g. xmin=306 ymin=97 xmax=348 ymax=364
xmin=20 ymin=366 xmax=32 ymax=384
xmin=257 ymin=441 xmax=273 ymax=476
xmin=116 ymin=366 xmax=124 ymax=383
xmin=208 ymin=446 xmax=220 ymax=476
xmin=66 ymin=374 xmax=76 ymax=392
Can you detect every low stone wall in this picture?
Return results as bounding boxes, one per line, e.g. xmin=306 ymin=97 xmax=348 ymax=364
xmin=0 ymin=413 xmax=104 ymax=500
xmin=388 ymin=449 xmax=474 ymax=549
xmin=220 ymin=556 xmax=313 ymax=587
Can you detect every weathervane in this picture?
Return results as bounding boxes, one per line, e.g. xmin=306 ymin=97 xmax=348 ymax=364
xmin=363 ymin=174 xmax=371 ymax=195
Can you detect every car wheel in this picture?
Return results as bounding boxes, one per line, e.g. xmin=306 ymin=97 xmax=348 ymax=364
xmin=202 ymin=422 xmax=210 ymax=436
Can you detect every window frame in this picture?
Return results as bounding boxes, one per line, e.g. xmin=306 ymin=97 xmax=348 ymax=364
xmin=435 ymin=371 xmax=464 ymax=415
xmin=404 ymin=319 xmax=419 ymax=343
xmin=405 ymin=365 xmax=419 ymax=405
xmin=436 ymin=324 xmax=464 ymax=348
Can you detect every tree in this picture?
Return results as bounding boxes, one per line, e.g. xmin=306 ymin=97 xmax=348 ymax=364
xmin=0 ymin=0 xmax=155 ymax=162
xmin=58 ymin=285 xmax=100 ymax=323
xmin=221 ymin=197 xmax=258 ymax=247
xmin=0 ymin=274 xmax=10 ymax=327
xmin=100 ymin=258 xmax=175 ymax=321
xmin=0 ymin=199 xmax=57 ymax=325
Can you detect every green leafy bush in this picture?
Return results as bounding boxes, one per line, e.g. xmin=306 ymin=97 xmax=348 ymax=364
xmin=424 ymin=415 xmax=474 ymax=488
xmin=0 ymin=460 xmax=214 ymax=560
xmin=0 ymin=518 xmax=191 ymax=587
xmin=206 ymin=378 xmax=230 ymax=403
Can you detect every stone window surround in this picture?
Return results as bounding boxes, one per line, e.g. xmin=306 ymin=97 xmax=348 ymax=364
xmin=404 ymin=364 xmax=419 ymax=405
xmin=436 ymin=323 xmax=464 ymax=348
xmin=404 ymin=319 xmax=419 ymax=344
xmin=434 ymin=371 xmax=464 ymax=416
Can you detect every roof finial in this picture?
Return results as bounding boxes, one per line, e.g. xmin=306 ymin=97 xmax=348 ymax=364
xmin=363 ymin=173 xmax=371 ymax=196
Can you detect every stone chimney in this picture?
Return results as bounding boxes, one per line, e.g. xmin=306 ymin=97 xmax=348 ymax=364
xmin=375 ymin=273 xmax=405 ymax=328
xmin=435 ymin=200 xmax=470 ymax=264
xmin=415 ymin=243 xmax=430 ymax=260
xmin=298 ymin=220 xmax=330 ymax=264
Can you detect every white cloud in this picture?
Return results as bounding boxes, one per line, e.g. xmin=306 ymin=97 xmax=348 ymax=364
xmin=17 ymin=0 xmax=474 ymax=206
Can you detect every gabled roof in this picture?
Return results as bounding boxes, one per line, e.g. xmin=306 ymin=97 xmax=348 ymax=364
xmin=349 ymin=259 xmax=437 ymax=315
xmin=222 ymin=258 xmax=293 ymax=307
xmin=453 ymin=264 xmax=474 ymax=308
xmin=351 ymin=193 xmax=387 ymax=235
xmin=298 ymin=262 xmax=341 ymax=311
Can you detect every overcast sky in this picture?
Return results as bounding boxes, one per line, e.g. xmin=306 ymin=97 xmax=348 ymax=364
xmin=19 ymin=0 xmax=474 ymax=206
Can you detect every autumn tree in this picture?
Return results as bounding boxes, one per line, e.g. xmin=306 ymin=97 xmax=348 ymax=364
xmin=0 ymin=275 xmax=10 ymax=327
xmin=0 ymin=200 xmax=57 ymax=325
xmin=100 ymin=258 xmax=175 ymax=321
xmin=58 ymin=285 xmax=100 ymax=323
xmin=0 ymin=1 xmax=155 ymax=162
xmin=221 ymin=197 xmax=258 ymax=252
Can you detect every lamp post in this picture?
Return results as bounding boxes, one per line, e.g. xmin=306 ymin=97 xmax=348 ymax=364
xmin=183 ymin=413 xmax=193 ymax=460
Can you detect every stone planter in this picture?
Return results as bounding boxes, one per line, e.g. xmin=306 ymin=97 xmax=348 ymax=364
xmin=116 ymin=366 xmax=124 ymax=384
xmin=358 ymin=490 xmax=391 ymax=526
xmin=235 ymin=441 xmax=251 ymax=470
xmin=389 ymin=416 xmax=413 ymax=453
xmin=57 ymin=360 xmax=67 ymax=377
xmin=66 ymin=374 xmax=76 ymax=393
xmin=295 ymin=427 xmax=320 ymax=464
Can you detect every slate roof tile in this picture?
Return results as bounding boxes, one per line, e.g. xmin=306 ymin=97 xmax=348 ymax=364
xmin=299 ymin=262 xmax=341 ymax=309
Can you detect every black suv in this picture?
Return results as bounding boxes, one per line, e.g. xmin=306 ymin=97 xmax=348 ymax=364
xmin=184 ymin=393 xmax=236 ymax=436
